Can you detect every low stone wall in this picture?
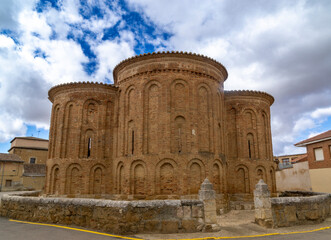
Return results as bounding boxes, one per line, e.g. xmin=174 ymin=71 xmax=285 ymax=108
xmin=271 ymin=194 xmax=330 ymax=227
xmin=0 ymin=194 xmax=204 ymax=234
xmin=254 ymin=180 xmax=331 ymax=228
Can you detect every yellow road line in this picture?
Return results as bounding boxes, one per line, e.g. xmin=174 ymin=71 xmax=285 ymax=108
xmin=156 ymin=226 xmax=331 ymax=240
xmin=9 ymin=219 xmax=141 ymax=240
xmin=9 ymin=219 xmax=331 ymax=240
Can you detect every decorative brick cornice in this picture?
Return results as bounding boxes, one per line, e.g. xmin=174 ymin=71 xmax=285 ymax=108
xmin=48 ymin=81 xmax=118 ymax=102
xmin=117 ymin=68 xmax=220 ymax=86
xmin=113 ymin=51 xmax=228 ymax=83
xmin=225 ymin=90 xmax=274 ymax=105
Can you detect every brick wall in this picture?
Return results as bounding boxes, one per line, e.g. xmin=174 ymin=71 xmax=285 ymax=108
xmin=46 ymin=52 xmax=277 ymax=201
xmin=307 ymin=139 xmax=331 ymax=169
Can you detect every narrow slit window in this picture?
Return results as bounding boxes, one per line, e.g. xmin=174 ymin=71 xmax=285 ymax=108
xmin=132 ymin=130 xmax=134 ymax=155
xmin=178 ymin=128 xmax=182 ymax=153
xmin=248 ymin=140 xmax=252 ymax=159
xmin=87 ymin=137 xmax=92 ymax=158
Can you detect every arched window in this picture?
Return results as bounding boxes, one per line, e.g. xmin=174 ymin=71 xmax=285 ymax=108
xmin=247 ymin=133 xmax=255 ymax=159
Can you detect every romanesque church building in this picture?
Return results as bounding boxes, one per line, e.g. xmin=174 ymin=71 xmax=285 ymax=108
xmin=46 ymin=52 xmax=276 ymax=205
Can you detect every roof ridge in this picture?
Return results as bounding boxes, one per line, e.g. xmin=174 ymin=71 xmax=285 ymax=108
xmin=113 ymin=51 xmax=228 ymax=82
xmin=295 ymin=130 xmax=331 ymax=146
xmin=225 ymin=90 xmax=274 ymax=105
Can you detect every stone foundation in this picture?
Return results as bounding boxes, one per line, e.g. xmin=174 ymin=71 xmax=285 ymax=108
xmin=271 ymin=194 xmax=330 ymax=227
xmin=0 ymin=179 xmax=223 ymax=234
xmin=254 ymin=180 xmax=331 ymax=228
xmin=0 ymin=193 xmax=205 ymax=234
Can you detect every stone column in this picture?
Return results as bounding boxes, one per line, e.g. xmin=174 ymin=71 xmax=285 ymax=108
xmin=254 ymin=179 xmax=273 ymax=228
xmin=199 ymin=178 xmax=220 ymax=231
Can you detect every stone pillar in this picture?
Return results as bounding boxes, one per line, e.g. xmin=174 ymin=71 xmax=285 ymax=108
xmin=254 ymin=179 xmax=273 ymax=228
xmin=199 ymin=178 xmax=220 ymax=231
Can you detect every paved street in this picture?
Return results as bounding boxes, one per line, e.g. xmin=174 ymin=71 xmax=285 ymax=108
xmin=0 ymin=217 xmax=140 ymax=240
xmin=1 ymin=216 xmax=331 ymax=240
xmin=245 ymin=228 xmax=331 ymax=240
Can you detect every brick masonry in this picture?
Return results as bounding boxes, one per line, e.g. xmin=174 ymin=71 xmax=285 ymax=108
xmin=45 ymin=52 xmax=277 ymax=202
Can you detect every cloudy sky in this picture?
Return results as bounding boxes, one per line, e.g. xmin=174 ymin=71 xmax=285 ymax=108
xmin=0 ymin=0 xmax=330 ymax=155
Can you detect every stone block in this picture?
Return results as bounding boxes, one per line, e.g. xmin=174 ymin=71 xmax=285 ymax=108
xmin=305 ymin=210 xmax=319 ymax=220
xmin=255 ymin=209 xmax=262 ymax=219
xmin=183 ymin=206 xmax=191 ymax=219
xmin=204 ymin=211 xmax=217 ymax=224
xmin=192 ymin=205 xmax=203 ymax=218
xmin=284 ymin=205 xmax=297 ymax=222
xmin=182 ymin=219 xmax=197 ymax=232
xmin=202 ymin=223 xmax=221 ymax=232
xmin=161 ymin=220 xmax=179 ymax=233
xmin=204 ymin=200 xmax=216 ymax=211
xmin=176 ymin=207 xmax=184 ymax=218
xmin=144 ymin=220 xmax=161 ymax=232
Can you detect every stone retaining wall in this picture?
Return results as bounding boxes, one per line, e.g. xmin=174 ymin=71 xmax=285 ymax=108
xmin=271 ymin=194 xmax=330 ymax=227
xmin=0 ymin=194 xmax=204 ymax=234
xmin=254 ymin=180 xmax=331 ymax=228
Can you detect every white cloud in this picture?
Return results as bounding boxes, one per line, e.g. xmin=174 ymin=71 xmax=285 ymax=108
xmin=0 ymin=0 xmax=37 ymax=30
xmin=0 ymin=35 xmax=16 ymax=48
xmin=33 ymin=39 xmax=90 ymax=84
xmin=0 ymin=42 xmax=50 ymax=141
xmin=0 ymin=0 xmax=92 ymax=145
xmin=92 ymin=31 xmax=135 ymax=82
xmin=311 ymin=107 xmax=331 ymax=119
xmin=0 ymin=113 xmax=27 ymax=142
xmin=293 ymin=118 xmax=316 ymax=133
xmin=18 ymin=9 xmax=52 ymax=39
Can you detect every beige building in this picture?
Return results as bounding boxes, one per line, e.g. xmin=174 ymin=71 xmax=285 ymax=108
xmin=0 ymin=153 xmax=24 ymax=191
xmin=7 ymin=137 xmax=48 ymax=191
xmin=274 ymin=153 xmax=306 ymax=169
xmin=295 ymin=130 xmax=331 ymax=193
xmin=22 ymin=164 xmax=46 ymax=190
xmin=9 ymin=137 xmax=48 ymax=164
xmin=275 ymin=154 xmax=312 ymax=192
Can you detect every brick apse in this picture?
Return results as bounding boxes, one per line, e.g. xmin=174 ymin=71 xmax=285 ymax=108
xmin=46 ymin=52 xmax=276 ymax=205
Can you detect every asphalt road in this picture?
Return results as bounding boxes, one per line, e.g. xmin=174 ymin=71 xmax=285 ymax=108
xmin=1 ymin=216 xmax=331 ymax=240
xmin=0 ymin=217 xmax=140 ymax=240
xmin=246 ymin=229 xmax=331 ymax=240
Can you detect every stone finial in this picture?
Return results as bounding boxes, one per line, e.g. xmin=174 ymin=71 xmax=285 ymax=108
xmin=254 ymin=179 xmax=270 ymax=196
xmin=199 ymin=178 xmax=216 ymax=200
xmin=200 ymin=178 xmax=213 ymax=190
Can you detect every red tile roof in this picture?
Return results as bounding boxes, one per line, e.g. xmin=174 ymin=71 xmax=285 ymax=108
xmin=291 ymin=154 xmax=308 ymax=163
xmin=295 ymin=130 xmax=331 ymax=147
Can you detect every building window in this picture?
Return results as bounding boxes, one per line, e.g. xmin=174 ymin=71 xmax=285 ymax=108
xmin=282 ymin=158 xmax=290 ymax=165
xmin=87 ymin=137 xmax=92 ymax=158
xmin=131 ymin=130 xmax=135 ymax=155
xmin=314 ymin=148 xmax=324 ymax=161
xmin=30 ymin=157 xmax=36 ymax=164
xmin=5 ymin=180 xmax=12 ymax=187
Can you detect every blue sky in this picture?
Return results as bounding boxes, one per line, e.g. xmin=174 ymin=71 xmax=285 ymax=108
xmin=0 ymin=0 xmax=330 ymax=155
